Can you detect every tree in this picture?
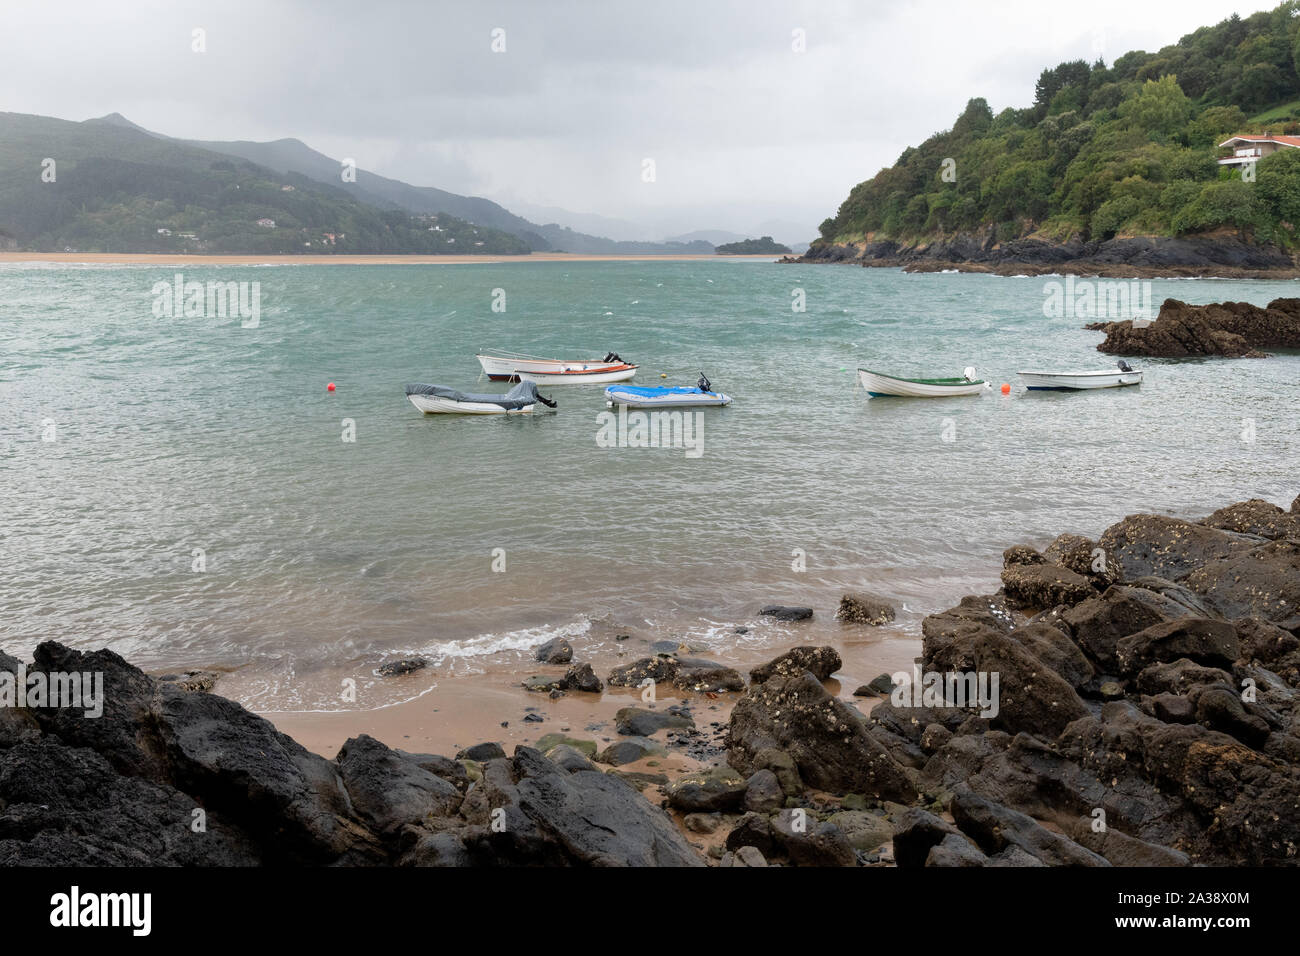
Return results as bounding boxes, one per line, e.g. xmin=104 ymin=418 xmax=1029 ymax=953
xmin=1118 ymin=75 xmax=1193 ymax=140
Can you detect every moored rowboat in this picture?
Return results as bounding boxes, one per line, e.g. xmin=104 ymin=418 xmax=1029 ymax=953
xmin=604 ymin=385 xmax=732 ymax=408
xmin=515 ymin=364 xmax=637 ymax=385
xmin=858 ymin=367 xmax=988 ymax=398
xmin=1018 ymin=362 xmax=1143 ymax=390
xmin=405 ymin=381 xmax=557 ymax=415
xmin=476 ymin=349 xmax=635 ymax=382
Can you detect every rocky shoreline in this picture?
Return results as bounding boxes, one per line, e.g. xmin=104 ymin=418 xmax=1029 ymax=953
xmin=789 ymin=234 xmax=1300 ymax=279
xmin=1090 ymin=297 xmax=1300 ymax=358
xmin=3 ymin=493 xmax=1300 ymax=866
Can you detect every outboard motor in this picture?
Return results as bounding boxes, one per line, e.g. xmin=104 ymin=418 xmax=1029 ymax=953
xmin=1117 ymin=359 xmax=1133 ymax=373
xmin=697 ymin=372 xmax=712 ymax=393
xmin=537 ymin=393 xmax=557 ymax=408
xmin=604 ymin=352 xmax=624 ymax=364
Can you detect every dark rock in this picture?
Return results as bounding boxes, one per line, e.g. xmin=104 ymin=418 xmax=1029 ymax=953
xmin=511 ymin=747 xmax=704 ymax=866
xmin=836 ymin=592 xmax=896 ymax=625
xmin=376 ymin=658 xmax=427 ymax=678
xmin=1067 ymin=824 xmax=1190 ymax=866
xmin=749 ymin=646 xmax=842 ymax=684
xmin=1007 ymin=621 xmax=1095 ymax=689
xmin=1003 ymin=545 xmax=1045 ymax=566
xmin=1185 ymin=540 xmax=1300 ymax=631
xmin=921 ymin=594 xmax=1016 ymax=659
xmin=1114 ymin=618 xmax=1241 ymax=674
xmin=560 ymin=663 xmax=603 ymax=693
xmin=892 ymin=808 xmax=962 ymax=868
xmin=1097 ymin=514 xmax=1255 ymax=582
xmin=337 ymin=735 xmax=461 ymax=835
xmin=725 ymin=811 xmax=776 ymax=856
xmin=759 ymin=605 xmax=814 ymax=622
xmin=533 ymin=734 xmax=596 ymax=757
xmin=926 ymin=832 xmax=990 ymax=867
xmin=770 ymin=809 xmax=856 ymax=866
xmin=742 ymin=768 xmax=784 ymax=813
xmin=456 ymin=742 xmax=506 ymax=762
xmin=1063 ymin=585 xmax=1192 ymax=671
xmin=855 ymin=673 xmax=896 ymax=697
xmin=534 ymin=639 xmax=573 ymax=665
xmin=1202 ymin=498 xmax=1300 ymax=540
xmin=1091 ymin=298 xmax=1300 ymax=358
xmin=1141 ymin=693 xmax=1195 ymax=724
xmin=727 ymin=668 xmax=916 ymax=801
xmin=665 ymin=766 xmax=748 ymax=812
xmin=1192 ymin=687 xmax=1271 ymax=747
xmin=674 ymin=665 xmax=745 ymax=693
xmin=595 ymin=738 xmax=661 ymax=766
xmin=544 ymin=744 xmax=598 ymax=774
xmin=606 ymin=657 xmax=680 ymax=688
xmin=683 ymin=812 xmax=722 ymax=834
xmin=1001 ymin=561 xmax=1095 ymax=609
xmin=614 ymin=706 xmax=694 ymax=736
xmin=949 ymin=790 xmax=1109 ymax=866
xmin=927 ymin=629 xmax=1089 ymax=739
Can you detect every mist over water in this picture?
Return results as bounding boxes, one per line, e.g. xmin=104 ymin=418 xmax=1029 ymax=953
xmin=2 ymin=260 xmax=1296 ymax=710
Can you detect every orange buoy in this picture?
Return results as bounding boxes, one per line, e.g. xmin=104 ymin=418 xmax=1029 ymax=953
xmin=327 ymin=382 xmax=336 ymax=392
xmin=1001 ymin=383 xmax=1011 ymax=394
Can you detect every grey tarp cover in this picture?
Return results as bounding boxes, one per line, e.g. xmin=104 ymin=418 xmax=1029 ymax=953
xmin=404 ymin=380 xmax=544 ymax=409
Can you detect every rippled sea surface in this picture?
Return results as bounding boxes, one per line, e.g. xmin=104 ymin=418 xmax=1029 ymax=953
xmin=2 ymin=260 xmax=1297 ymax=708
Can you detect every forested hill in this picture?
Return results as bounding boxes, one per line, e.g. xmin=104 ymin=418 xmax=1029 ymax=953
xmin=0 ymin=112 xmax=530 ymax=255
xmin=814 ymin=2 xmax=1300 ymax=254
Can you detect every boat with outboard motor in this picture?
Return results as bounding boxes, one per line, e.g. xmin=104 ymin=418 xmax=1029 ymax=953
xmin=476 ymin=349 xmax=636 ymax=383
xmin=1018 ymin=360 xmax=1144 ymax=391
xmin=604 ymin=373 xmax=732 ymax=408
xmin=405 ymin=380 xmax=557 ymax=415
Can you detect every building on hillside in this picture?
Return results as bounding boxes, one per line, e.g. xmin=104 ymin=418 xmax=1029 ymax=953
xmin=256 ymin=218 xmax=276 ymax=228
xmin=281 ymin=184 xmax=295 ymax=191
xmin=156 ymin=228 xmax=172 ymax=236
xmin=1218 ymin=134 xmax=1300 ymax=167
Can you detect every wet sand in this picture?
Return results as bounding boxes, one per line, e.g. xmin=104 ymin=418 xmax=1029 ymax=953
xmin=0 ymin=252 xmax=781 ymax=266
xmin=263 ymin=623 xmax=917 ymax=766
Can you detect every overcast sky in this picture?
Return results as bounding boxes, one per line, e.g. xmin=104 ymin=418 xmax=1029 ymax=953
xmin=0 ymin=0 xmax=1283 ymax=241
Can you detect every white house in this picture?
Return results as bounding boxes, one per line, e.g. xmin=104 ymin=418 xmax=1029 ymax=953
xmin=1217 ymin=134 xmax=1300 ymax=167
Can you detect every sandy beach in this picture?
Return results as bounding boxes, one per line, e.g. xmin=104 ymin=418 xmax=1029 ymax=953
xmin=0 ymin=252 xmax=782 ymax=266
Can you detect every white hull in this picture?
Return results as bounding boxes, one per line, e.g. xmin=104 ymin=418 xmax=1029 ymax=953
xmin=858 ymin=369 xmax=987 ymax=398
xmin=516 ymin=366 xmax=637 ymax=385
xmin=476 ymin=352 xmax=633 ymax=381
xmin=1019 ymin=370 xmax=1143 ymax=390
xmin=407 ymin=394 xmax=534 ymax=415
xmin=604 ymin=387 xmax=732 ymax=408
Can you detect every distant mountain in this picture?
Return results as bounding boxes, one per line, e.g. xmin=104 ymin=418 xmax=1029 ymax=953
xmin=664 ymin=229 xmax=750 ymax=246
xmin=177 ymin=128 xmax=711 ymax=254
xmin=0 ymin=111 xmax=529 ymax=254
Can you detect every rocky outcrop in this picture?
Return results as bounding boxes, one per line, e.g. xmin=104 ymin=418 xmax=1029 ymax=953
xmin=1089 ymin=298 xmax=1300 ymax=358
xmin=0 ymin=643 xmax=702 ymax=867
xmin=726 ymin=664 xmax=916 ymax=802
xmin=794 ymin=233 xmax=1298 ymax=279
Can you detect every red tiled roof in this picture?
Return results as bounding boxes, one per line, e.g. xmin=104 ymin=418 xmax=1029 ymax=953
xmin=1219 ymin=134 xmax=1300 ymax=148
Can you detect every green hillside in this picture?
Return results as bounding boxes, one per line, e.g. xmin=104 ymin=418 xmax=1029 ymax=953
xmin=815 ymin=2 xmax=1300 ymax=252
xmin=0 ymin=112 xmax=529 ymax=254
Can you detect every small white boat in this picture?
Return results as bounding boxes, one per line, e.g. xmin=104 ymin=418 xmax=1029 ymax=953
xmin=516 ymin=365 xmax=638 ymax=386
xmin=476 ymin=349 xmax=636 ymax=383
xmin=405 ymin=381 xmax=557 ymax=415
xmin=859 ymin=366 xmax=989 ymax=398
xmin=1018 ymin=362 xmax=1143 ymax=391
xmin=605 ymin=374 xmax=731 ymax=408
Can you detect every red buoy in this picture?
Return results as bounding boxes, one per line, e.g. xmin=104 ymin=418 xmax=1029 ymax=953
xmin=327 ymin=382 xmax=336 ymax=392
xmin=1000 ymin=383 xmax=1011 ymax=394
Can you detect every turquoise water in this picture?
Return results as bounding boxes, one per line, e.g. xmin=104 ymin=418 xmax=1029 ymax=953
xmin=2 ymin=260 xmax=1297 ymax=708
